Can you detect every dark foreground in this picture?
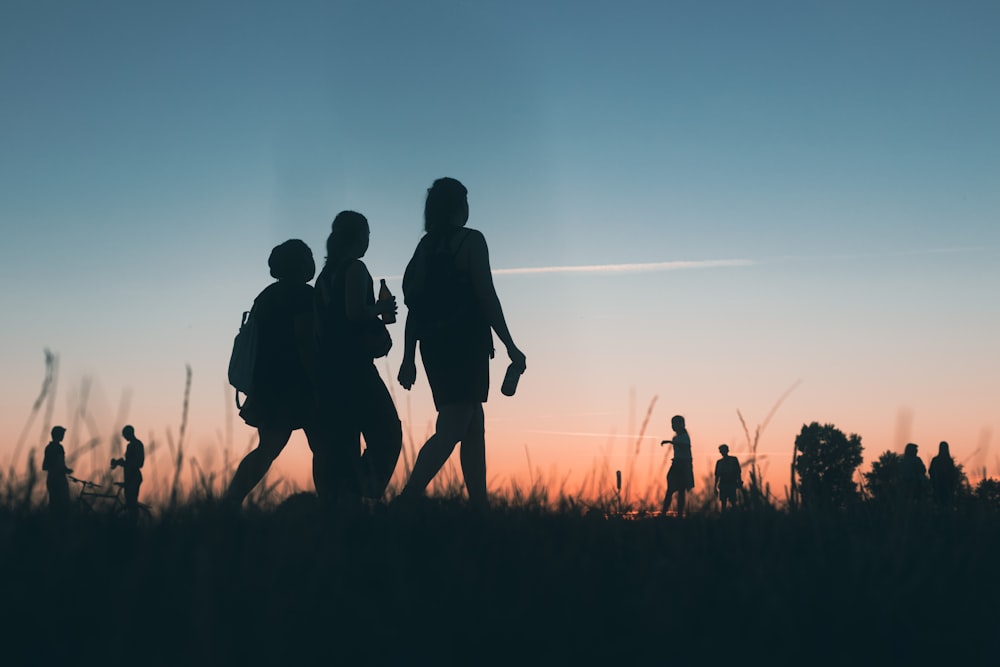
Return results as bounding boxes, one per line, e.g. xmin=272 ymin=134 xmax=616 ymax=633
xmin=3 ymin=495 xmax=998 ymax=666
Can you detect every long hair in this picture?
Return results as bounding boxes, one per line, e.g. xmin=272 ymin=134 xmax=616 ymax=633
xmin=325 ymin=210 xmax=368 ymax=267
xmin=424 ymin=177 xmax=468 ymax=232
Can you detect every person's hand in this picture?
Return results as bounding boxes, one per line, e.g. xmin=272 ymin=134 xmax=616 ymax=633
xmin=376 ymin=296 xmax=398 ymax=319
xmin=397 ymin=357 xmax=417 ymax=390
xmin=661 ymin=440 xmax=671 ymax=446
xmin=507 ymin=345 xmax=526 ymax=370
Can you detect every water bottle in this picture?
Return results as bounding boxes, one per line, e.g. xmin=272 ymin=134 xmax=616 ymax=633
xmin=378 ymin=279 xmax=396 ymax=324
xmin=500 ymin=361 xmax=525 ymax=396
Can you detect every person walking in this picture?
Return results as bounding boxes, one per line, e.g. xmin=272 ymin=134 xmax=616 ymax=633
xmin=714 ymin=444 xmax=742 ymax=512
xmin=225 ymin=239 xmax=325 ymax=506
xmin=661 ymin=415 xmax=693 ymax=516
xmin=314 ymin=211 xmax=402 ymax=502
xmin=397 ymin=177 xmax=525 ymax=508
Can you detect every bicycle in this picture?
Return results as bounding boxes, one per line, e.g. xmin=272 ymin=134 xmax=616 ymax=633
xmin=68 ymin=476 xmax=153 ymax=523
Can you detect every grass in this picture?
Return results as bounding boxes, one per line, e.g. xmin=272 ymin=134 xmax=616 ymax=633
xmin=5 ymin=361 xmax=1000 ymax=665
xmin=3 ymin=487 xmax=999 ymax=666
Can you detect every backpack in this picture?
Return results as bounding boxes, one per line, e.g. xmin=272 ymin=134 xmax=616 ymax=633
xmin=228 ymin=306 xmax=258 ymax=408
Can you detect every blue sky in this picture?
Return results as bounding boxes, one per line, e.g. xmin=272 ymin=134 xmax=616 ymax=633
xmin=2 ymin=1 xmax=998 ymax=494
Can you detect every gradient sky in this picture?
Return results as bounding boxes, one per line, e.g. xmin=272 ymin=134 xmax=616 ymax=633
xmin=2 ymin=1 xmax=998 ymax=501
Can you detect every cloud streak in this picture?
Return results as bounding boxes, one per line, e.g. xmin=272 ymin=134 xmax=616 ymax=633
xmin=493 ymin=258 xmax=755 ymax=276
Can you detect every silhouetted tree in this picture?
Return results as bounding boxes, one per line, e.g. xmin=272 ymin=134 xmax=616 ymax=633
xmin=862 ymin=450 xmax=902 ymax=505
xmin=793 ymin=422 xmax=863 ymax=508
xmin=974 ymin=478 xmax=1000 ymax=510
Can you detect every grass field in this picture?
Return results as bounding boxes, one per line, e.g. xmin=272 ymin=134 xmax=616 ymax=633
xmin=5 ymin=366 xmax=999 ymax=665
xmin=3 ymin=478 xmax=999 ymax=666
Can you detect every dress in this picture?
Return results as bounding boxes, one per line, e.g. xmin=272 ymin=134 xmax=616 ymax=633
xmin=402 ymin=227 xmax=493 ymax=409
xmin=666 ymin=431 xmax=695 ymax=493
xmin=238 ymin=280 xmax=316 ymax=429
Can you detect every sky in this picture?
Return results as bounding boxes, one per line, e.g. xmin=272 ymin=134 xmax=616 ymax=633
xmin=2 ymin=1 xmax=998 ymax=503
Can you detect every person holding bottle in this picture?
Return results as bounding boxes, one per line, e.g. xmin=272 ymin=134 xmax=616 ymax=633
xmin=314 ymin=210 xmax=402 ymax=502
xmin=397 ymin=177 xmax=525 ymax=507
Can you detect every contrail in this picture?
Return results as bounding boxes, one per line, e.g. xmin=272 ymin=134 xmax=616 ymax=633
xmin=492 ymin=258 xmax=754 ymax=276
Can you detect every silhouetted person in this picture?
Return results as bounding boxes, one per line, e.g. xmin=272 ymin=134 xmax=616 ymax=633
xmin=929 ymin=440 xmax=958 ymax=508
xmin=398 ymin=178 xmax=526 ymax=508
xmin=661 ymin=415 xmax=693 ymax=516
xmin=226 ymin=240 xmax=326 ymax=506
xmin=314 ymin=211 xmax=402 ymax=502
xmin=112 ymin=425 xmax=145 ymax=513
xmin=42 ymin=425 xmax=72 ymax=514
xmin=714 ymin=444 xmax=742 ymax=512
xmin=899 ymin=442 xmax=927 ymax=504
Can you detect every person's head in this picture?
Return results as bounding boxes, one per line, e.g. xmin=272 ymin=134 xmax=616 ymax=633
xmin=719 ymin=444 xmax=729 ymax=456
xmin=424 ymin=177 xmax=469 ymax=232
xmin=326 ymin=211 xmax=370 ymax=265
xmin=51 ymin=425 xmax=66 ymax=442
xmin=269 ymin=239 xmax=315 ymax=283
xmin=938 ymin=441 xmax=950 ymax=457
xmin=671 ymin=415 xmax=686 ymax=432
xmin=905 ymin=442 xmax=919 ymax=457
xmin=122 ymin=425 xmax=135 ymax=441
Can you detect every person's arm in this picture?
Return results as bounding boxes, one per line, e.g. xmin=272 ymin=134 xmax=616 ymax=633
xmin=397 ymin=313 xmax=418 ymax=390
xmin=397 ymin=253 xmax=420 ymax=390
xmin=294 ymin=309 xmax=317 ymax=386
xmin=462 ymin=231 xmax=525 ymax=367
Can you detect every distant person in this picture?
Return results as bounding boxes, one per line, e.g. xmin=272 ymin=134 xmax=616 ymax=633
xmin=112 ymin=425 xmax=145 ymax=513
xmin=928 ymin=441 xmax=959 ymax=507
xmin=42 ymin=425 xmax=73 ymax=514
xmin=899 ymin=442 xmax=927 ymax=504
xmin=225 ymin=239 xmax=325 ymax=506
xmin=314 ymin=211 xmax=402 ymax=501
xmin=661 ymin=415 xmax=693 ymax=516
xmin=397 ymin=177 xmax=525 ymax=508
xmin=714 ymin=444 xmax=742 ymax=512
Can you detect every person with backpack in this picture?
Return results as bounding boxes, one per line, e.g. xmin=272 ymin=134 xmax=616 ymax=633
xmin=397 ymin=177 xmax=526 ymax=508
xmin=314 ymin=210 xmax=402 ymax=503
xmin=225 ymin=239 xmax=323 ymax=506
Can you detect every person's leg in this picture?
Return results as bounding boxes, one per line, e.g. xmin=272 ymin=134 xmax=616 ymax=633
xmin=663 ymin=489 xmax=674 ymax=515
xmin=459 ymin=404 xmax=487 ymax=507
xmin=225 ymin=426 xmax=293 ymax=504
xmin=124 ymin=473 xmax=139 ymax=511
xmin=677 ymin=489 xmax=687 ymax=516
xmin=356 ymin=366 xmax=403 ymax=499
xmin=302 ymin=422 xmax=333 ymax=501
xmin=403 ymin=403 xmax=477 ymax=496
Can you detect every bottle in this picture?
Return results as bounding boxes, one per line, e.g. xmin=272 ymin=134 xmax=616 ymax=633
xmin=378 ymin=279 xmax=396 ymax=324
xmin=500 ymin=361 xmax=525 ymax=396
